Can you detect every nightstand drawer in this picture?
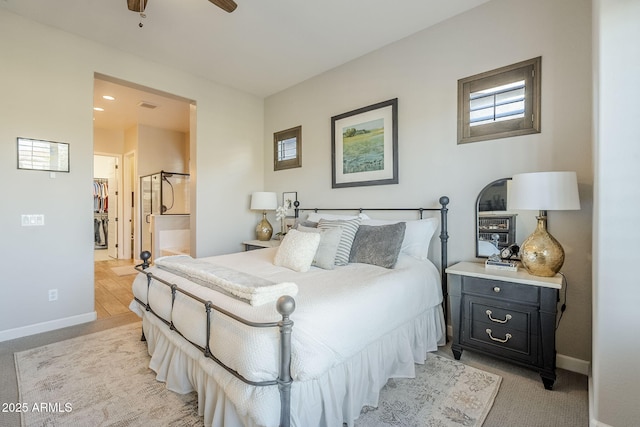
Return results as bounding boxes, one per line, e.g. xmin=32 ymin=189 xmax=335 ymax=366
xmin=468 ymin=298 xmax=534 ymax=333
xmin=466 ymin=321 xmax=537 ymax=364
xmin=462 ymin=276 xmax=539 ymax=304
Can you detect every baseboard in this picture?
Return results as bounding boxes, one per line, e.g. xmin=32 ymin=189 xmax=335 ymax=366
xmin=590 ymin=419 xmax=614 ymax=427
xmin=556 ymin=353 xmax=590 ymax=376
xmin=0 ymin=311 xmax=97 ymax=342
xmin=445 ymin=325 xmax=590 ymax=375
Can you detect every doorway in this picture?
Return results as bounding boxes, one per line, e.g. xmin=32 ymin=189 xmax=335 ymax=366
xmin=92 ymin=73 xmax=194 ymax=319
xmin=93 ymin=154 xmax=121 ymax=261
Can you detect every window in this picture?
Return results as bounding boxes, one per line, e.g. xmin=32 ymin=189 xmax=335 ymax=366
xmin=273 ymin=126 xmax=302 ymax=171
xmin=17 ymin=137 xmax=70 ymax=172
xmin=458 ymin=57 xmax=541 ymax=144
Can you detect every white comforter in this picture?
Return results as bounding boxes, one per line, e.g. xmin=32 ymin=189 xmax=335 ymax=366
xmin=130 ymin=247 xmax=443 ymax=426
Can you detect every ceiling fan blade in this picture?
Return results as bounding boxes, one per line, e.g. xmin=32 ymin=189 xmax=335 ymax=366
xmin=209 ymin=0 xmax=238 ymax=13
xmin=127 ymin=0 xmax=148 ymax=13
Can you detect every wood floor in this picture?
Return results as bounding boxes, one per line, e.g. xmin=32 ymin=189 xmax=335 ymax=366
xmin=94 ymin=257 xmax=138 ymax=319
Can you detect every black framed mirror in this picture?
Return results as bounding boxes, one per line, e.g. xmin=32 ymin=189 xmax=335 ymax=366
xmin=475 ymin=178 xmax=537 ymax=258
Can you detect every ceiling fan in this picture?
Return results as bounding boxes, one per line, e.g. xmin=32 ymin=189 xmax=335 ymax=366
xmin=126 ymin=0 xmax=238 ymax=14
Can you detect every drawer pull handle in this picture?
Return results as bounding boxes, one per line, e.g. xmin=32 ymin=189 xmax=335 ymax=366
xmin=485 ymin=310 xmax=512 ymax=324
xmin=493 ymin=286 xmax=501 ymax=293
xmin=486 ymin=328 xmax=512 ymax=343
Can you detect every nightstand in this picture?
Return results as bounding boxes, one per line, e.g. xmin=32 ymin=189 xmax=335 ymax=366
xmin=446 ymin=261 xmax=562 ymax=390
xmin=243 ymin=239 xmax=281 ymax=251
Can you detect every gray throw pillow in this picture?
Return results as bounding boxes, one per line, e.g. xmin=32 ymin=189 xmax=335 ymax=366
xmin=349 ymin=222 xmax=407 ymax=268
xmin=294 ymin=219 xmax=318 ymax=229
xmin=297 ymin=225 xmax=343 ymax=270
xmin=317 ymin=217 xmax=362 ymax=266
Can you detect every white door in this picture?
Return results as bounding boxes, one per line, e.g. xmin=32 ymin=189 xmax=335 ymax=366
xmin=107 ymin=159 xmax=119 ymax=259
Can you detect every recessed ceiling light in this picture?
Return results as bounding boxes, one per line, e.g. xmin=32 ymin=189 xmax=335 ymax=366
xmin=102 ymin=95 xmax=115 ymax=101
xmin=93 ymin=107 xmax=104 ymax=112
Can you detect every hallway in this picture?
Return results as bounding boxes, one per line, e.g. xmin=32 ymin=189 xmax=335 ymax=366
xmin=94 ymin=257 xmax=137 ymax=319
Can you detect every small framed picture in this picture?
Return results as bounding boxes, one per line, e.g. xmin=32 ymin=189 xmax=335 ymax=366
xmin=282 ymin=191 xmax=297 ymax=217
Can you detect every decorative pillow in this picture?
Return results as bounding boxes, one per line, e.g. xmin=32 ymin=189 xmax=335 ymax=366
xmin=273 ymin=229 xmax=321 ymax=272
xmin=361 ymin=217 xmax=439 ymax=260
xmin=293 ymin=219 xmax=318 ymax=229
xmin=306 ymin=212 xmax=370 ymax=222
xmin=317 ymin=217 xmax=362 ymax=266
xmin=297 ymin=225 xmax=343 ymax=270
xmin=349 ymin=222 xmax=407 ymax=268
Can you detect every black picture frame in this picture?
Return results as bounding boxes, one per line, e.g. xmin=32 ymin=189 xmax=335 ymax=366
xmin=331 ymin=98 xmax=398 ymax=188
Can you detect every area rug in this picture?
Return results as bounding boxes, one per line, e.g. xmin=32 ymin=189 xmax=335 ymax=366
xmin=15 ymin=323 xmax=501 ymax=427
xmin=354 ymin=353 xmax=501 ymax=426
xmin=15 ymin=322 xmax=200 ymax=427
xmin=110 ymin=265 xmax=139 ymax=276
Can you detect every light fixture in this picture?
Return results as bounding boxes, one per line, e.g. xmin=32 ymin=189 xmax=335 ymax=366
xmin=93 ymin=107 xmax=104 ymax=112
xmin=508 ymin=171 xmax=581 ymax=277
xmin=102 ymin=95 xmax=115 ymax=101
xmin=250 ymin=192 xmax=278 ymax=241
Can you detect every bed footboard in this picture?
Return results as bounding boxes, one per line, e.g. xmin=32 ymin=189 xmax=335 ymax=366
xmin=134 ymin=250 xmax=295 ymax=427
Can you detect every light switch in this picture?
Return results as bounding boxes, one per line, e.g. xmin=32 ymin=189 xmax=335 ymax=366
xmin=21 ymin=214 xmax=45 ymax=226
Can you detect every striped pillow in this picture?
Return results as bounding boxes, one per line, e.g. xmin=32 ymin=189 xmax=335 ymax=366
xmin=318 ymin=217 xmax=361 ymax=266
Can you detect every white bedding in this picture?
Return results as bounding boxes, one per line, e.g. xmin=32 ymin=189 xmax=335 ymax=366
xmin=130 ymin=247 xmax=445 ymax=426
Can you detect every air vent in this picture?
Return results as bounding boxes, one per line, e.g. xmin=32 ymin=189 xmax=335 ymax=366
xmin=137 ymin=101 xmax=158 ymax=109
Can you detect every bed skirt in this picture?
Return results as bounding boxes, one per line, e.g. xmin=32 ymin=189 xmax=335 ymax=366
xmin=134 ymin=302 xmax=446 ymax=427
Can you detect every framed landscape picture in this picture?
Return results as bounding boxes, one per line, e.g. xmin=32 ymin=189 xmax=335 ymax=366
xmin=331 ymin=98 xmax=398 ymax=188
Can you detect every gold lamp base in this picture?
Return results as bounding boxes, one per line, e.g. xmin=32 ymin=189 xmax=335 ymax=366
xmin=520 ymin=214 xmax=564 ymax=277
xmin=255 ymin=212 xmax=273 ymax=241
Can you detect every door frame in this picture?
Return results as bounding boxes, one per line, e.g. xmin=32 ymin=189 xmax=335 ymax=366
xmin=123 ymin=150 xmax=137 ymax=260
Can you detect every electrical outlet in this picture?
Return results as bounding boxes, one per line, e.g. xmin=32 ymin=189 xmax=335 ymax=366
xmin=48 ymin=289 xmax=58 ymax=301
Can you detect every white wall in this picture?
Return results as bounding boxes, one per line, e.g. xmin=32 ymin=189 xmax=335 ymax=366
xmin=592 ymin=1 xmax=640 ymax=426
xmin=94 ymin=155 xmax=116 ymax=179
xmin=137 ymin=125 xmax=188 ymax=176
xmin=94 ymin=128 xmax=125 ymax=154
xmin=0 ymin=8 xmax=264 ymax=340
xmin=264 ymin=0 xmax=593 ymax=364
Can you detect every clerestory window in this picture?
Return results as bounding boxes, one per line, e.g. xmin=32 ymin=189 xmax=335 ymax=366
xmin=458 ymin=57 xmax=541 ymax=144
xmin=273 ymin=126 xmax=302 ymax=171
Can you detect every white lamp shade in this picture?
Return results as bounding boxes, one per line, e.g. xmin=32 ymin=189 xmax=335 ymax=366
xmin=250 ymin=192 xmax=278 ymax=210
xmin=508 ymin=171 xmax=581 ymax=211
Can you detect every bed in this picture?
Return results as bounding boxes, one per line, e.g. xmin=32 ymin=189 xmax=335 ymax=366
xmin=129 ymin=197 xmax=449 ymax=427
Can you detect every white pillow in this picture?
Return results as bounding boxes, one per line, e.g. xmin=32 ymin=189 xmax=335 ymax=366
xmin=361 ymin=217 xmax=439 ymax=260
xmin=297 ymin=225 xmax=343 ymax=270
xmin=274 ymin=229 xmax=321 ymax=272
xmin=306 ymin=212 xmax=370 ymax=222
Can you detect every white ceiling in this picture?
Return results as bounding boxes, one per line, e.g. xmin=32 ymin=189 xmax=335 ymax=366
xmin=93 ymin=76 xmax=192 ymax=133
xmin=2 ymin=0 xmax=489 ymax=132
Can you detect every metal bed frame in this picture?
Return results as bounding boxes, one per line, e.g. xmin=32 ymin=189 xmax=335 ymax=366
xmin=133 ymin=196 xmax=449 ymax=427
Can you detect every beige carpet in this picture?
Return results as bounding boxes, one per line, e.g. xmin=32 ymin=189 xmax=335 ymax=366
xmin=110 ymin=265 xmax=139 ymax=276
xmin=15 ymin=323 xmax=501 ymax=427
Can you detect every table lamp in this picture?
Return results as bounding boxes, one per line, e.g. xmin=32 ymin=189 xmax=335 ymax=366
xmin=508 ymin=171 xmax=580 ymax=277
xmin=250 ymin=192 xmax=278 ymax=241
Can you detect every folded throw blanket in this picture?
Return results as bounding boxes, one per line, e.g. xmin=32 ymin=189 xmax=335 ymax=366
xmin=154 ymin=255 xmax=298 ymax=306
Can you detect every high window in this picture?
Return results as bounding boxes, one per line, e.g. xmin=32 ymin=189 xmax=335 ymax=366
xmin=273 ymin=126 xmax=302 ymax=171
xmin=458 ymin=57 xmax=541 ymax=144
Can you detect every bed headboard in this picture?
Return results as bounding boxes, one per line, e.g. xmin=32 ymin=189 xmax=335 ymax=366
xmin=294 ymin=196 xmax=450 ymax=322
